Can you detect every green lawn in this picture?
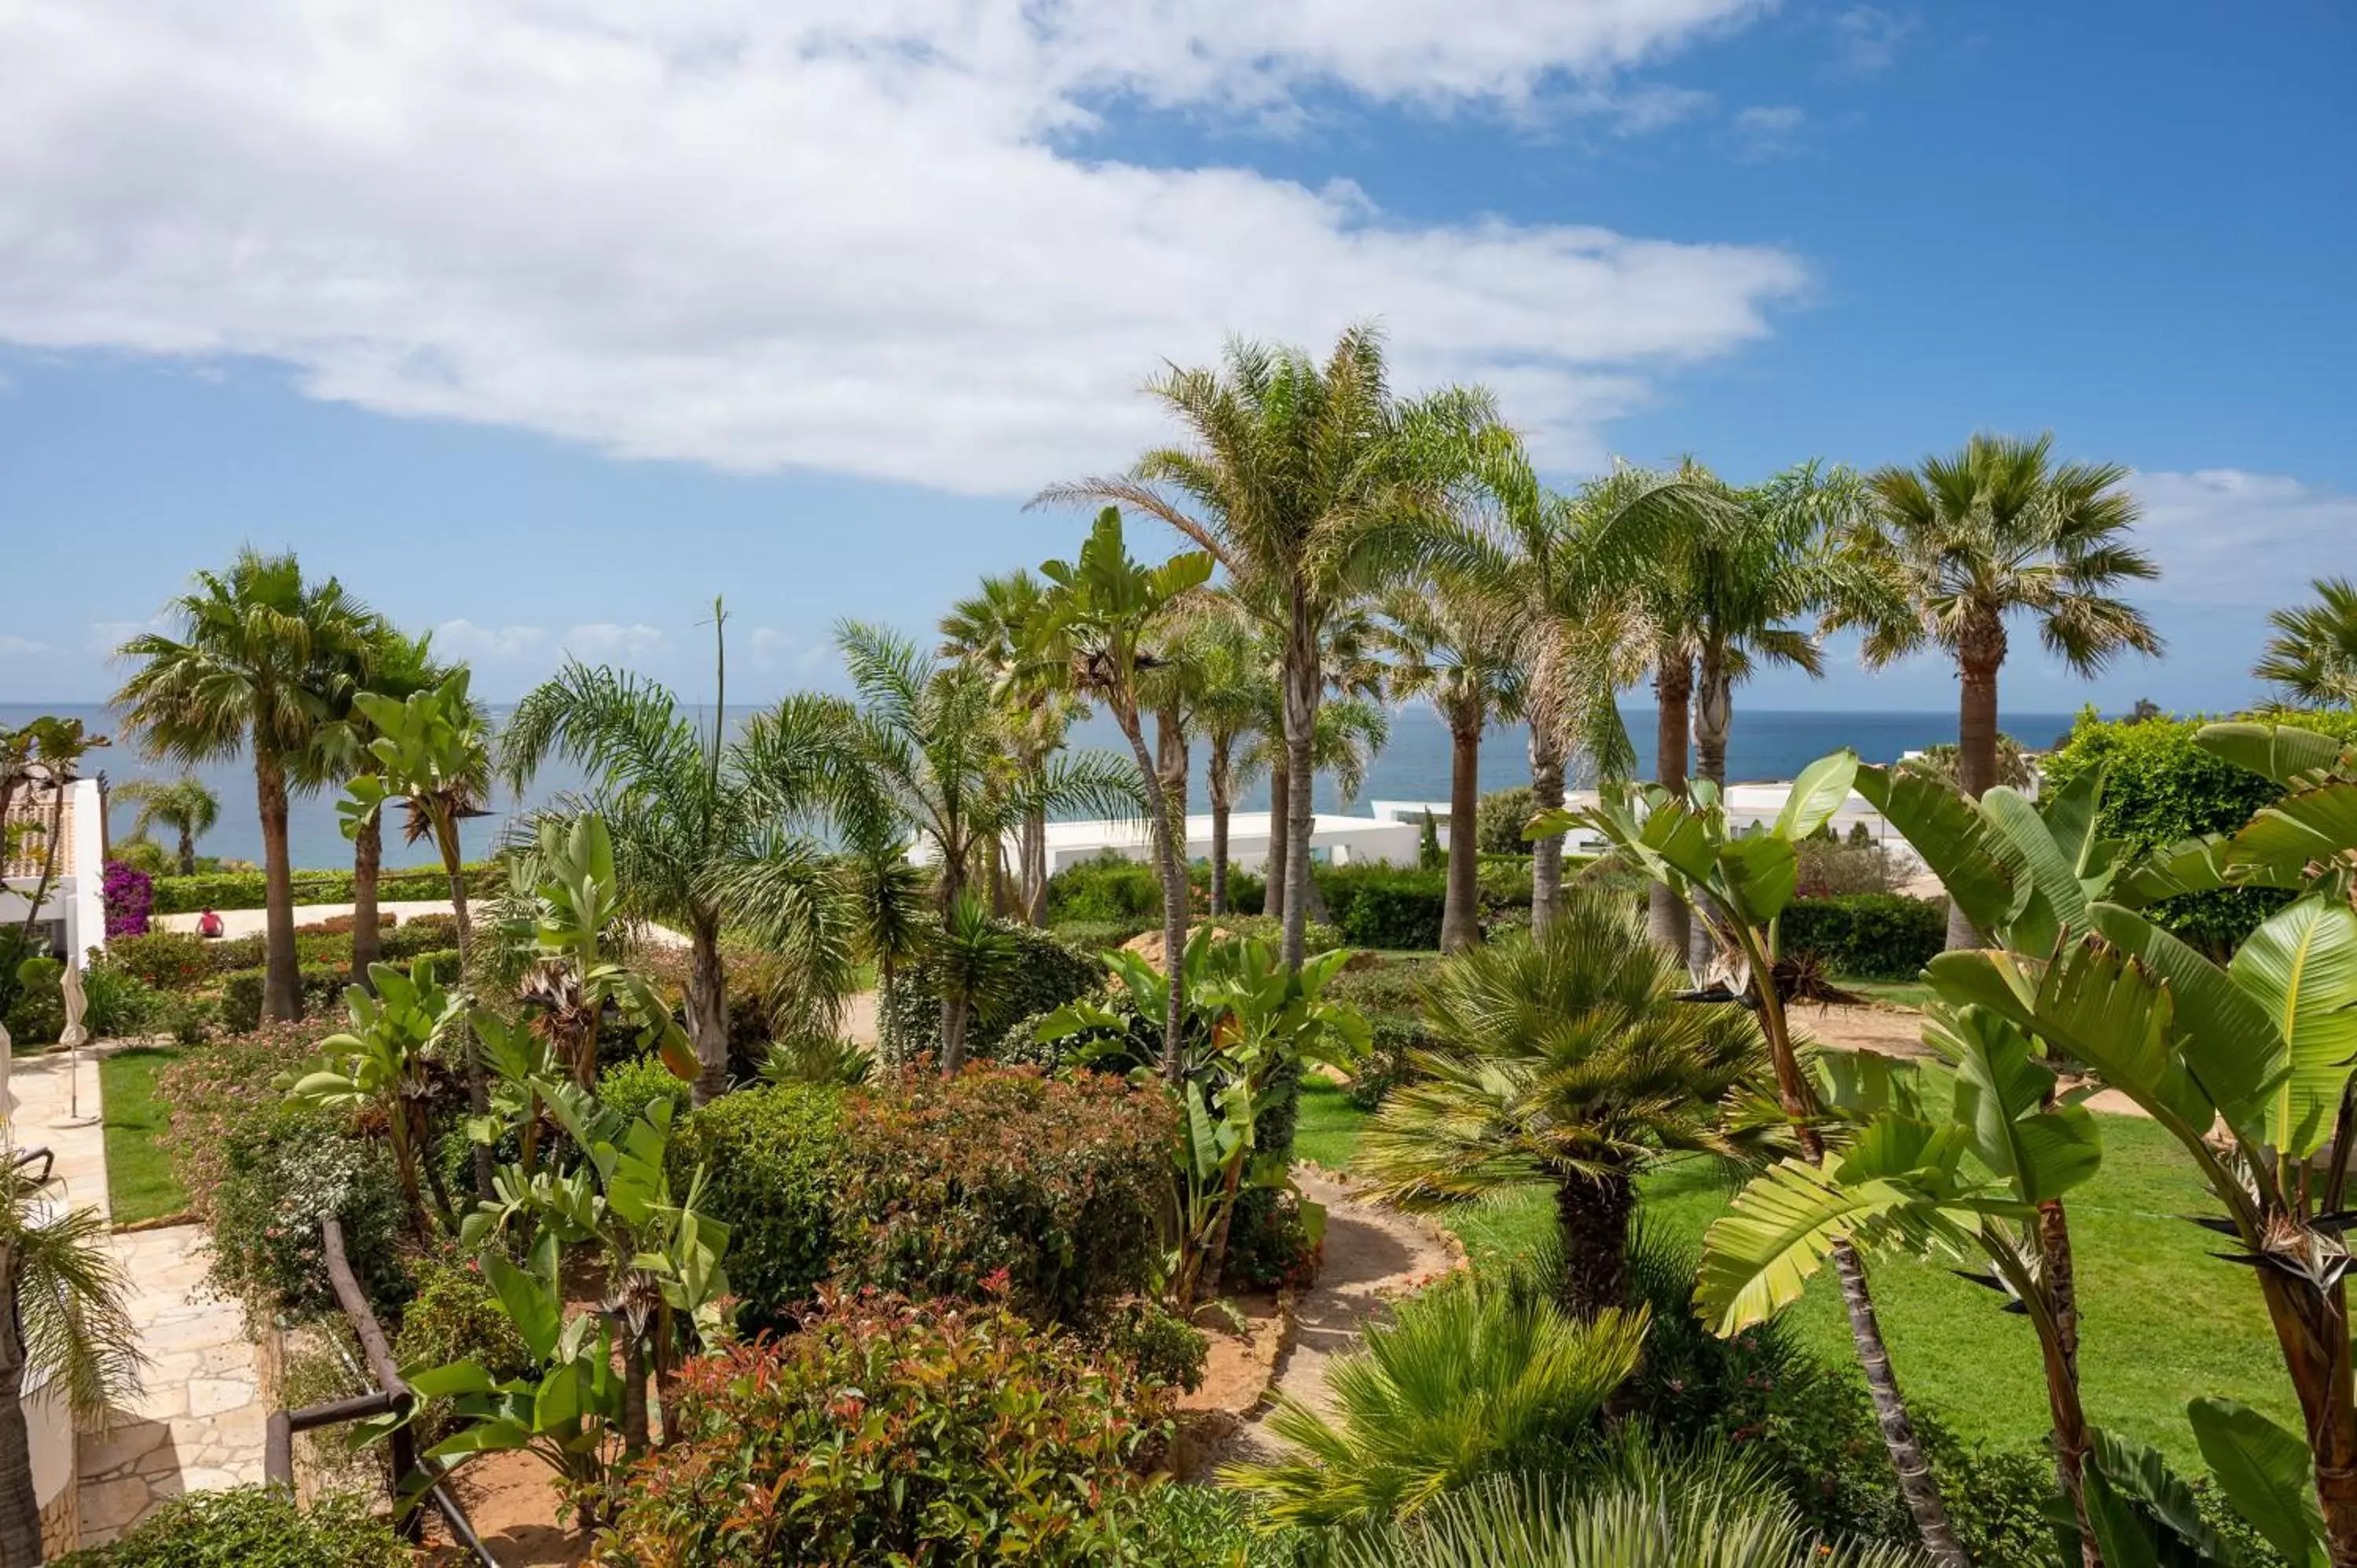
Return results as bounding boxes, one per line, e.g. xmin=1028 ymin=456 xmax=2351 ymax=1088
xmin=99 ymin=1046 xmax=189 ymax=1226
xmin=1294 ymin=1077 xmax=2297 ymax=1468
xmin=1832 ymin=976 xmax=1937 ymax=1009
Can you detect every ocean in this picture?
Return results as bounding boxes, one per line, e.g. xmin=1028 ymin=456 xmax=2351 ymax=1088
xmin=3 ymin=702 xmax=2087 ymax=872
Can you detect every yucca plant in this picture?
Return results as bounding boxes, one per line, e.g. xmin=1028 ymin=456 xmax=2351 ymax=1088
xmin=1221 ymin=1266 xmax=1648 ymax=1530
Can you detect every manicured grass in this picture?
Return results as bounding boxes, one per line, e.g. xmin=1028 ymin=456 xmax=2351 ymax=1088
xmin=1832 ymin=975 xmax=1935 ymax=1009
xmin=99 ymin=1046 xmax=189 ymax=1226
xmin=1296 ymin=1077 xmax=2298 ymax=1468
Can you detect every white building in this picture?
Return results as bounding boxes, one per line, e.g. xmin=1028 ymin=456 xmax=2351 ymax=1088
xmin=912 ymin=808 xmax=1426 ymax=877
xmin=2 ymin=774 xmax=108 ymax=966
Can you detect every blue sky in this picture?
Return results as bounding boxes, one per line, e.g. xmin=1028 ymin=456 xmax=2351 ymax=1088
xmin=2 ymin=1 xmax=2351 ymax=713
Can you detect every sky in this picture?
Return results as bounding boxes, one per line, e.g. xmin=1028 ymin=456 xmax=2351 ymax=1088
xmin=1 ymin=0 xmax=2352 ymax=714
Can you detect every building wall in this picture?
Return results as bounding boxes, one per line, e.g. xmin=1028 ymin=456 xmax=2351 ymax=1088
xmin=0 ymin=779 xmax=107 ymax=965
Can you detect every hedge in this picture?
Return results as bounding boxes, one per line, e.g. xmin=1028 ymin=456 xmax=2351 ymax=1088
xmin=148 ymin=861 xmax=502 ymax=914
xmin=1778 ymin=894 xmax=1945 ymax=980
xmin=2042 ymin=706 xmax=2357 ymax=952
xmin=219 ymin=949 xmax=460 ymax=1031
xmin=881 ymin=917 xmax=1104 ymax=1062
xmin=669 ymin=1082 xmax=849 ymax=1329
xmin=1043 ymin=852 xmax=1266 ymax=924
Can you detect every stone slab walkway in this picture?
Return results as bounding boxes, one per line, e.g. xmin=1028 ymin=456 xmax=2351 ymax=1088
xmin=7 ymin=1045 xmax=268 ymax=1548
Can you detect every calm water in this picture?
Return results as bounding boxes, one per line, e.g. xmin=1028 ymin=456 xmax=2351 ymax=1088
xmin=4 ymin=702 xmax=2085 ymax=871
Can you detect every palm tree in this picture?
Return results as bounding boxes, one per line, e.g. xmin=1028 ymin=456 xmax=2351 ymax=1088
xmin=0 ymin=1161 xmax=142 ymax=1563
xmin=1831 ymin=433 xmax=2161 ymax=948
xmin=1358 ymin=893 xmax=1766 ymax=1319
xmin=1378 ymin=579 xmax=1523 ymax=951
xmin=929 ymin=893 xmax=1022 ymax=1073
xmin=1039 ymin=324 xmax=1491 ymax=969
xmin=502 ymin=614 xmax=863 ymax=1105
xmin=115 ymin=549 xmax=378 ymax=1021
xmin=2256 ymin=577 xmax=2357 ymax=708
xmin=1235 ymin=691 xmax=1391 ymax=921
xmin=112 ymin=774 xmax=220 ymax=876
xmin=314 ymin=625 xmax=442 ymax=974
xmin=1027 ymin=506 xmax=1214 ymax=1076
xmin=835 ymin=621 xmax=1138 ymax=1064
xmin=1176 ymin=599 xmax=1271 ymax=915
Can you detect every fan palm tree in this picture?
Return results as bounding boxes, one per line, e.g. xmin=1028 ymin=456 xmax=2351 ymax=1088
xmin=1038 ymin=324 xmax=1492 ymax=968
xmin=0 ymin=1160 xmax=143 ymax=1564
xmin=1378 ymin=578 xmax=1524 ymax=951
xmin=1829 ymin=433 xmax=2161 ymax=948
xmin=1358 ymin=893 xmax=1767 ymax=1319
xmin=112 ymin=774 xmax=219 ymax=876
xmin=2256 ymin=577 xmax=2357 ymax=709
xmin=115 ymin=549 xmax=379 ymax=1021
xmin=835 ymin=621 xmax=1139 ymax=1064
xmin=501 ymin=611 xmax=864 ymax=1105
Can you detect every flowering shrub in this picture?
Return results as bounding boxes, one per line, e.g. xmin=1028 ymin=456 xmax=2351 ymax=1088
xmin=50 ymin=1486 xmax=409 ymax=1566
xmin=203 ymin=1108 xmax=409 ymax=1323
xmin=600 ymin=1291 xmax=1168 ymax=1566
xmin=156 ymin=1022 xmax=335 ymax=1210
xmin=101 ymin=859 xmax=152 ymax=938
xmin=833 ymin=1064 xmax=1175 ymax=1330
xmin=104 ymin=931 xmax=213 ymax=992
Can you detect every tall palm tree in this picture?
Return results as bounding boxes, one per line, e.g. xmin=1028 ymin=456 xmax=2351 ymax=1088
xmin=115 ymin=549 xmax=378 ymax=1021
xmin=112 ymin=774 xmax=220 ymax=877
xmin=2256 ymin=576 xmax=2357 ymax=709
xmin=0 ymin=1160 xmax=142 ymax=1564
xmin=1358 ymin=893 xmax=1766 ymax=1320
xmin=1175 ymin=599 xmax=1270 ymax=915
xmin=1830 ymin=433 xmax=2162 ymax=948
xmin=835 ymin=621 xmax=1138 ymax=1063
xmin=502 ymin=614 xmax=864 ymax=1105
xmin=1378 ymin=579 xmax=1523 ymax=951
xmin=314 ymin=625 xmax=444 ymax=974
xmin=1039 ymin=324 xmax=1491 ymax=969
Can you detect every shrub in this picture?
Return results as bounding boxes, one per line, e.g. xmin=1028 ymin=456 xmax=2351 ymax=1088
xmin=1098 ymin=1297 xmax=1210 ymax=1394
xmin=105 ymin=931 xmax=214 ymax=992
xmin=834 ymin=1065 xmax=1174 ymax=1330
xmin=200 ymin=1108 xmax=410 ymax=1323
xmin=1475 ymin=785 xmax=1538 ymax=855
xmin=1778 ymin=894 xmax=1945 ymax=980
xmin=599 ymin=1052 xmax=696 ymax=1127
xmin=881 ymin=917 xmax=1104 ymax=1062
xmin=219 ymin=962 xmax=350 ymax=1031
xmin=102 ymin=860 xmax=153 ymax=938
xmin=80 ymin=961 xmax=167 ymax=1038
xmin=392 ymin=1251 xmax=533 ymax=1445
xmin=2043 ymin=705 xmax=2357 ymax=951
xmin=1793 ymin=834 xmax=1901 ymax=898
xmin=147 ymin=859 xmax=502 ymax=914
xmin=601 ymin=1291 xmax=1168 ymax=1567
xmin=1050 ymin=916 xmax=1157 ymax=951
xmin=156 ymin=1024 xmax=332 ymax=1215
xmin=50 ymin=1486 xmax=409 ymax=1566
xmin=5 ymin=955 xmax=64 ymax=1043
xmin=671 ymin=1082 xmax=848 ymax=1327
xmin=164 ymin=993 xmax=220 ymax=1046
xmin=295 ymin=911 xmax=391 ymax=936
xmin=1318 ymin=864 xmax=1446 ymax=950
xmin=1209 ymin=911 xmax=1343 ymax=955
xmin=1047 ymin=853 xmax=1168 ymax=924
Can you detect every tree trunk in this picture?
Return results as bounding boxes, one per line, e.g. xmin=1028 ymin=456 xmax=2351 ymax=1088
xmin=687 ymin=924 xmax=731 ymax=1107
xmin=619 ymin=1325 xmax=650 ymax=1459
xmin=1529 ymin=722 xmax=1565 ymax=937
xmin=1023 ymin=807 xmax=1050 ymax=927
xmin=255 ymin=749 xmax=302 ymax=1022
xmin=1831 ymin=1238 xmax=1969 ymax=1566
xmin=1648 ymin=649 xmax=1692 ymax=965
xmin=0 ymin=1249 xmax=43 ymax=1568
xmin=2037 ymin=1200 xmax=2101 ymax=1568
xmin=1950 ymin=639 xmax=2003 ymax=950
xmin=1554 ymin=1171 xmax=1634 ymax=1320
xmin=438 ymin=822 xmax=494 ymax=1203
xmin=940 ymin=992 xmax=970 ymax=1075
xmin=1689 ymin=651 xmax=1732 ymax=977
xmin=1198 ymin=1150 xmax=1249 ymax=1304
xmin=176 ymin=823 xmax=196 ymax=877
xmin=1281 ymin=599 xmax=1318 ymax=972
xmin=1156 ymin=708 xmax=1189 ymax=866
xmin=2249 ymin=1266 xmax=2357 ymax=1566
xmin=1442 ymin=716 xmax=1482 ymax=953
xmin=1208 ymin=739 xmax=1233 ymax=916
xmin=1120 ymin=717 xmax=1189 ymax=1081
xmin=351 ymin=811 xmax=383 ymax=979
xmin=1263 ymin=759 xmax=1289 ymax=923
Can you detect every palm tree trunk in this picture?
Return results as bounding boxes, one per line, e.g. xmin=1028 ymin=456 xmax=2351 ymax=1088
xmin=1833 ymin=1238 xmax=1970 ymax=1567
xmin=0 ymin=1247 xmax=44 ymax=1568
xmin=1689 ymin=652 xmax=1732 ymax=977
xmin=175 ymin=822 xmax=196 ymax=877
xmin=1528 ymin=722 xmax=1565 ymax=937
xmin=2036 ymin=1200 xmax=2100 ymax=1568
xmin=1119 ymin=718 xmax=1189 ymax=1081
xmin=1554 ymin=1171 xmax=1634 ymax=1320
xmin=1949 ymin=644 xmax=2002 ymax=950
xmin=619 ymin=1326 xmax=651 ymax=1458
xmin=940 ymin=992 xmax=970 ymax=1075
xmin=351 ymin=811 xmax=383 ymax=979
xmin=1024 ymin=807 xmax=1050 ymax=927
xmin=1156 ymin=708 xmax=1189 ymax=866
xmin=436 ymin=820 xmax=494 ymax=1203
xmin=1281 ymin=604 xmax=1318 ymax=972
xmin=255 ymin=748 xmax=302 ymax=1023
xmin=1263 ymin=759 xmax=1289 ymax=922
xmin=1649 ymin=649 xmax=1693 ymax=964
xmin=1442 ymin=715 xmax=1482 ymax=952
xmin=687 ymin=922 xmax=731 ymax=1107
xmin=1208 ymin=738 xmax=1233 ymax=916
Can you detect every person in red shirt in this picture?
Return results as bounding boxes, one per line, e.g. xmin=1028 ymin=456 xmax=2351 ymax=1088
xmin=197 ymin=908 xmax=224 ymax=939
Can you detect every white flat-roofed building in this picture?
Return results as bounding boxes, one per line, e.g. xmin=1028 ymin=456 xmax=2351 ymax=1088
xmin=910 ymin=809 xmax=1425 ymax=876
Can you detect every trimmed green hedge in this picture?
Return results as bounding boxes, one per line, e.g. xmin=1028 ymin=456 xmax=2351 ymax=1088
xmin=1779 ymin=894 xmax=1946 ymax=980
xmin=2042 ymin=706 xmax=2357 ymax=952
xmin=219 ymin=949 xmax=460 ymax=1030
xmin=669 ymin=1082 xmax=848 ymax=1329
xmin=881 ymin=918 xmax=1104 ymax=1062
xmin=148 ymin=862 xmax=501 ymax=914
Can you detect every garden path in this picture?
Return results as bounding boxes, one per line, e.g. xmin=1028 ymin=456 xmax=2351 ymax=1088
xmin=156 ymin=899 xmax=690 ymax=947
xmin=8 ymin=1044 xmax=268 ymax=1549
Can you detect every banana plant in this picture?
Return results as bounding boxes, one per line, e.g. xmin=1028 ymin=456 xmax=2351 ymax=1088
xmin=1917 ymin=719 xmax=2357 ymax=1567
xmin=280 ymin=958 xmax=467 ymax=1237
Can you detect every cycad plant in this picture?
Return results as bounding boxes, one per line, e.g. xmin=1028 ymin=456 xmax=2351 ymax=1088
xmin=1359 ymin=893 xmax=1769 ymax=1320
xmin=112 ymin=773 xmax=220 ymax=876
xmin=2255 ymin=576 xmax=2357 ymax=709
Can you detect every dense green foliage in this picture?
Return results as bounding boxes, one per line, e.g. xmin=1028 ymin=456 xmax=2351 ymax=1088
xmin=50 ymin=1487 xmax=409 ymax=1566
xmin=218 ymin=949 xmax=457 ymax=1030
xmin=145 ymin=861 xmax=500 ymax=914
xmin=881 ymin=915 xmax=1105 ymax=1061
xmin=668 ymin=1081 xmax=849 ymax=1327
xmin=2042 ymin=706 xmax=2357 ymax=949
xmin=1776 ymin=894 xmax=1946 ymax=980
xmin=1046 ymin=852 xmax=1266 ymax=927
xmin=600 ymin=1292 xmax=1168 ymax=1566
xmin=1475 ymin=785 xmax=1538 ymax=855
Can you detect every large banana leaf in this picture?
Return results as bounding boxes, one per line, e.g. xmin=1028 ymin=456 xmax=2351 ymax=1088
xmin=1717 ymin=834 xmax=1798 ymax=925
xmin=1853 ymin=764 xmax=2021 ymax=939
xmin=1930 ymin=1004 xmax=2101 ymax=1203
xmin=2086 ymin=1427 xmax=2251 ymax=1567
xmin=2188 ymin=1397 xmax=2328 ymax=1568
xmin=2198 ymin=722 xmax=2353 ymax=789
xmin=2087 ymin=903 xmax=2285 ymax=1140
xmin=2227 ymin=899 xmax=2357 ymax=1159
xmin=2114 ymin=834 xmax=2243 ymax=907
xmin=1979 ymin=785 xmax=2086 ymax=954
xmin=1777 ymin=749 xmax=1860 ymax=841
xmin=2224 ymin=782 xmax=2357 ymax=888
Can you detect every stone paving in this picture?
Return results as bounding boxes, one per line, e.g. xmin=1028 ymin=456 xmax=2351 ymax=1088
xmin=7 ymin=1044 xmax=269 ymax=1548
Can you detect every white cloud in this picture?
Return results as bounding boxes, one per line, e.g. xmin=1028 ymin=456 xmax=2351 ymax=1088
xmin=0 ymin=634 xmax=50 ymax=656
xmin=433 ymin=619 xmax=548 ymax=661
xmin=1732 ymin=104 xmax=1806 ymax=159
xmin=562 ymin=623 xmax=668 ymax=660
xmin=0 ymin=1 xmax=1806 ymax=493
xmin=86 ymin=617 xmax=164 ymax=654
xmin=1827 ymin=6 xmax=1910 ymax=75
xmin=2129 ymin=469 xmax=2357 ymax=609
